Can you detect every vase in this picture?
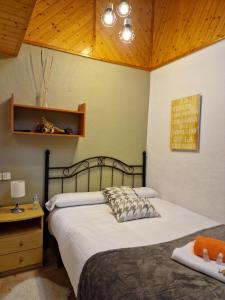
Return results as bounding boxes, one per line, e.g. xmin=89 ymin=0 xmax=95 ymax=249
xmin=35 ymin=94 xmax=41 ymax=107
xmin=41 ymin=88 xmax=48 ymax=108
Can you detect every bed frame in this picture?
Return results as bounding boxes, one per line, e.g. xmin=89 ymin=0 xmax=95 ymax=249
xmin=44 ymin=149 xmax=147 ymax=207
xmin=43 ymin=149 xmax=147 ymax=258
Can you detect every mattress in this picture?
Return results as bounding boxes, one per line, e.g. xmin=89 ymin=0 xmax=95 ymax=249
xmin=48 ymin=197 xmax=219 ymax=295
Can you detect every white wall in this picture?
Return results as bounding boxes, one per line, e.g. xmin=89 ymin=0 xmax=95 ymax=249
xmin=147 ymin=40 xmax=225 ymax=223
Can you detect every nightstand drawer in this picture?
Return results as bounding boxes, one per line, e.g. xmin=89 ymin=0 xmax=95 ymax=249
xmin=0 ymin=231 xmax=42 ymax=255
xmin=0 ymin=247 xmax=42 ymax=273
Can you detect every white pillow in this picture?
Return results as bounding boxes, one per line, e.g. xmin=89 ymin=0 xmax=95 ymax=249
xmin=45 ymin=191 xmax=106 ymax=212
xmin=134 ymin=187 xmax=159 ymax=198
xmin=45 ymin=187 xmax=159 ymax=212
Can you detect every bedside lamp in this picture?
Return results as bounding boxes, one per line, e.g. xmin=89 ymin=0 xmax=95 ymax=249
xmin=11 ymin=180 xmax=25 ymax=213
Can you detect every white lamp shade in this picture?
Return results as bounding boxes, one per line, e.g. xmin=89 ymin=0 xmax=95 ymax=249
xmin=11 ymin=181 xmax=25 ymax=198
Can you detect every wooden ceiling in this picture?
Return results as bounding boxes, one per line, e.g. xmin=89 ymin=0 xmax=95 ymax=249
xmin=0 ymin=0 xmax=225 ymax=69
xmin=152 ymin=0 xmax=225 ymax=69
xmin=0 ymin=0 xmax=37 ymax=57
xmin=24 ymin=0 xmax=153 ymax=70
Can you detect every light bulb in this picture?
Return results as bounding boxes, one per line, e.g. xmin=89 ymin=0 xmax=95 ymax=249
xmin=117 ymin=1 xmax=131 ymax=17
xmin=101 ymin=3 xmax=117 ymax=27
xmin=121 ymin=28 xmax=132 ymax=41
xmin=119 ymin=17 xmax=135 ymax=43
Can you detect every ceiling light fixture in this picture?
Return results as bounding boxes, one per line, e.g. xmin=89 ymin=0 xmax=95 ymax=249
xmin=117 ymin=0 xmax=132 ymax=17
xmin=119 ymin=17 xmax=135 ymax=44
xmin=101 ymin=3 xmax=117 ymax=27
xmin=101 ymin=1 xmax=134 ymax=44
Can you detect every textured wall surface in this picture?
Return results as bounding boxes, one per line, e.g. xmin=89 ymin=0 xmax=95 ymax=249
xmin=0 ymin=43 xmax=149 ymax=205
xmin=147 ymin=40 xmax=225 ymax=223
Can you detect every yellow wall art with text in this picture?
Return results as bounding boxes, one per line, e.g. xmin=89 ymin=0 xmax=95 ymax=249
xmin=170 ymin=95 xmax=201 ymax=151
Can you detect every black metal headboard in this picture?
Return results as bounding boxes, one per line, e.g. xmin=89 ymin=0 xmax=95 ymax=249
xmin=44 ymin=150 xmax=146 ymax=206
xmin=43 ymin=150 xmax=146 ymax=248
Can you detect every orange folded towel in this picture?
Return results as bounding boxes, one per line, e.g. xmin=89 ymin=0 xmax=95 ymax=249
xmin=194 ymin=236 xmax=225 ymax=262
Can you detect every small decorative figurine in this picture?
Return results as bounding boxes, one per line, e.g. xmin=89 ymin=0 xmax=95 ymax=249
xmin=35 ymin=117 xmax=72 ymax=134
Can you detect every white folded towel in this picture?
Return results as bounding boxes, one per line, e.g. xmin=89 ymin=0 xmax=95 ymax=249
xmin=172 ymin=241 xmax=225 ymax=283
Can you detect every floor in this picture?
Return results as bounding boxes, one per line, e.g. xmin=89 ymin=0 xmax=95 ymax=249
xmin=0 ymin=238 xmax=76 ymax=299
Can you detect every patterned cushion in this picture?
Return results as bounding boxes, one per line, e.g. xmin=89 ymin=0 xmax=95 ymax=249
xmin=103 ymin=186 xmax=160 ymax=222
xmin=103 ymin=186 xmax=137 ymax=204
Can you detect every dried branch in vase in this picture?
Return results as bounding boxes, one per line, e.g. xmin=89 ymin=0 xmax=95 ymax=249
xmin=29 ymin=50 xmax=54 ymax=107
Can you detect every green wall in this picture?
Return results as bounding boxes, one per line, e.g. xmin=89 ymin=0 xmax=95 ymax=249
xmin=0 ymin=44 xmax=150 ymax=205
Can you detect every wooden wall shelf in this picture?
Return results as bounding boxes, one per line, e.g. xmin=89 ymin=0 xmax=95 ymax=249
xmin=10 ymin=96 xmax=86 ymax=138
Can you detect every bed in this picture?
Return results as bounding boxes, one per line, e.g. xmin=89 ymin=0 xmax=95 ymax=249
xmin=44 ymin=150 xmax=225 ymax=299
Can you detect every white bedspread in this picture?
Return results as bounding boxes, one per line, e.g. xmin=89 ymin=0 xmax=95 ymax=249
xmin=48 ymin=197 xmax=219 ymax=294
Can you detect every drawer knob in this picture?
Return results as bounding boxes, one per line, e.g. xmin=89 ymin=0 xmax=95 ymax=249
xmin=19 ymin=257 xmax=24 ymax=263
xmin=19 ymin=242 xmax=24 ymax=247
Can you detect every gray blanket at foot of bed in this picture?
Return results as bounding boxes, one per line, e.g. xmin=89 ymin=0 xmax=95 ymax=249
xmin=78 ymin=225 xmax=225 ymax=300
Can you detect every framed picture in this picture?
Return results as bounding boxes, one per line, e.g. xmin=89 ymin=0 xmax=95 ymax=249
xmin=170 ymin=94 xmax=202 ymax=151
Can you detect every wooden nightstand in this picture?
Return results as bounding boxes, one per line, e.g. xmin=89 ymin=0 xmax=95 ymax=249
xmin=0 ymin=203 xmax=44 ymax=276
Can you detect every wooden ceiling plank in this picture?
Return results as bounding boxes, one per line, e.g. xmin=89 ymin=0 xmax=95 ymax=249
xmin=50 ymin=24 xmax=93 ymax=54
xmin=1 ymin=2 xmax=31 ymax=11
xmin=29 ymin=0 xmax=58 ymax=17
xmin=188 ymin=0 xmax=216 ymax=48
xmin=26 ymin=0 xmax=91 ymax=45
xmin=57 ymin=21 xmax=93 ymax=48
xmin=0 ymin=5 xmax=32 ymax=20
xmin=27 ymin=0 xmax=77 ymax=32
xmin=0 ymin=35 xmax=19 ymax=44
xmin=0 ymin=24 xmax=26 ymax=34
xmin=210 ymin=2 xmax=225 ymax=40
xmin=39 ymin=2 xmax=93 ymax=44
xmin=27 ymin=15 xmax=93 ymax=55
xmin=0 ymin=41 xmax=19 ymax=50
xmin=0 ymin=31 xmax=28 ymax=41
xmin=12 ymin=0 xmax=34 ymax=5
xmin=93 ymin=32 xmax=125 ymax=63
xmin=0 ymin=0 xmax=37 ymax=56
xmin=203 ymin=1 xmax=225 ymax=43
xmin=0 ymin=14 xmax=30 ymax=28
xmin=0 ymin=34 xmax=21 ymax=43
xmin=176 ymin=1 xmax=196 ymax=52
xmin=152 ymin=1 xmax=172 ymax=57
xmin=0 ymin=44 xmax=17 ymax=52
xmin=13 ymin=0 xmax=37 ymax=56
xmin=151 ymin=0 xmax=225 ymax=69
